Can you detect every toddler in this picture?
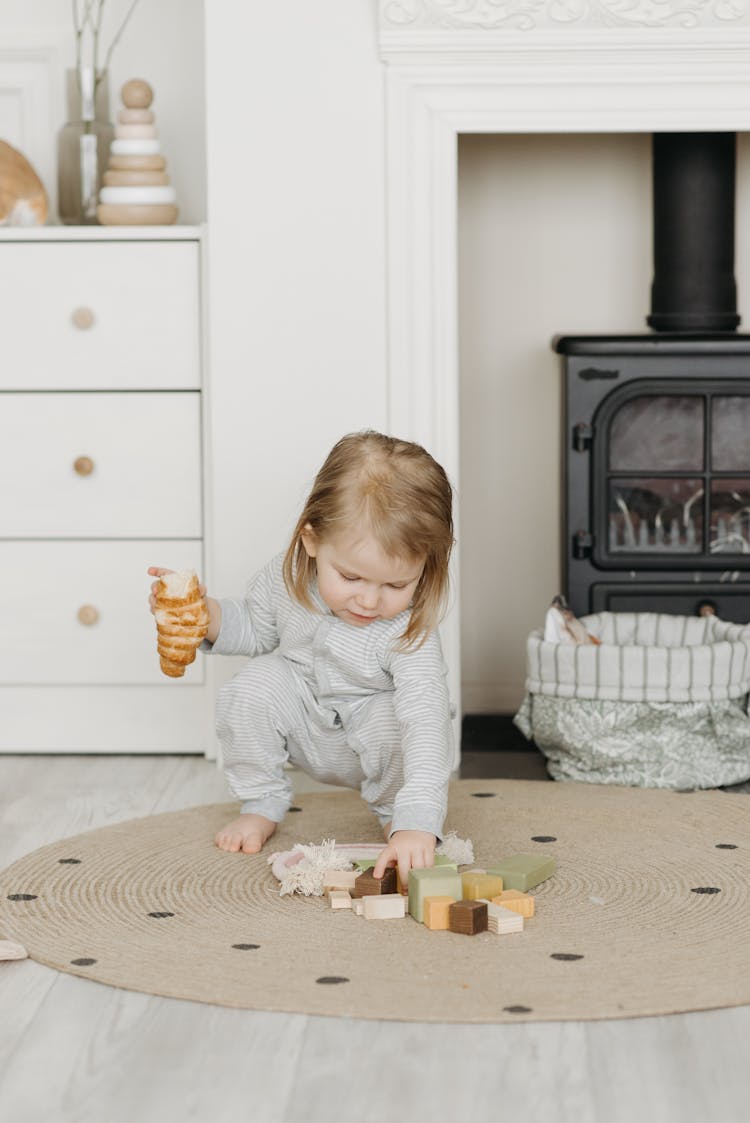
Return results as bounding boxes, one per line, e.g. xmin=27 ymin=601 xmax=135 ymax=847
xmin=149 ymin=430 xmax=455 ymax=883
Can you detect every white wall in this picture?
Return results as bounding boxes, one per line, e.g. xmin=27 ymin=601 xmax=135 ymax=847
xmin=459 ymin=131 xmax=750 ymax=714
xmin=0 ymin=0 xmax=206 ymax=222
xmin=203 ymin=1 xmax=388 ymax=690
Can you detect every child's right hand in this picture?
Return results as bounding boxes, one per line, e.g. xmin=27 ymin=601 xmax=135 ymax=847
xmin=147 ymin=566 xmax=220 ymax=641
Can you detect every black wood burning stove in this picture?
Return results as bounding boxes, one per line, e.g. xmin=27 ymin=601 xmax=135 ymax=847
xmin=557 ymin=133 xmax=750 ymax=624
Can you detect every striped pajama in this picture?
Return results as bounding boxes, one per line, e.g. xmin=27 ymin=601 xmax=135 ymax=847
xmin=206 ymin=554 xmax=454 ymax=838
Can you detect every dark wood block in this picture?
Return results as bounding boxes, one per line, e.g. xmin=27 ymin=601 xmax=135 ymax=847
xmin=352 ymin=866 xmax=398 ymax=898
xmin=448 ymin=899 xmax=488 ymax=935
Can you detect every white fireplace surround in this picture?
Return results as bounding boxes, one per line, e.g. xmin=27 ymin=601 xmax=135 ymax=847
xmin=378 ymin=5 xmax=750 ymax=721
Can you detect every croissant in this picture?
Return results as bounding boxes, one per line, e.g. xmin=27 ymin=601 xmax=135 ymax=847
xmin=154 ymin=569 xmax=209 ymax=677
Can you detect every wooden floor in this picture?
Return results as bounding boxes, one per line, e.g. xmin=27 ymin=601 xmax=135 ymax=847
xmin=2 ymin=754 xmax=749 ymax=1123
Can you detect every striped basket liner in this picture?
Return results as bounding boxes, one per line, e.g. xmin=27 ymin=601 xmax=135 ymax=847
xmin=524 ymin=612 xmax=750 ymax=704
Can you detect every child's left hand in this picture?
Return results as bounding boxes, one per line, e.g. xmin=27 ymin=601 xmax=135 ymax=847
xmin=373 ymin=829 xmax=436 ymax=888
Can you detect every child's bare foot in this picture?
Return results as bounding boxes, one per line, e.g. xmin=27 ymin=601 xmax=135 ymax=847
xmin=215 ymin=813 xmax=277 ymax=854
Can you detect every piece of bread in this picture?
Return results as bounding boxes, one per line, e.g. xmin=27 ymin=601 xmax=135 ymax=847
xmin=154 ymin=569 xmax=209 ymax=678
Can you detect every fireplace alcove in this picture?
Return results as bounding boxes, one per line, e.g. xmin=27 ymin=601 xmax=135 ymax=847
xmin=377 ymin=11 xmax=750 ymax=732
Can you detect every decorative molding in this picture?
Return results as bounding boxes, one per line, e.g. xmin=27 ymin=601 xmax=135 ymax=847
xmin=0 ymin=37 xmax=61 ymax=214
xmin=379 ymin=8 xmax=750 ymax=716
xmin=379 ymin=0 xmax=750 ymax=33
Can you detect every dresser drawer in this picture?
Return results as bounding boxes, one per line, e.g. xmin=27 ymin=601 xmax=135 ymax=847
xmin=0 ymin=392 xmax=202 ymax=538
xmin=0 ymin=241 xmax=200 ymax=390
xmin=0 ymin=540 xmax=206 ymax=685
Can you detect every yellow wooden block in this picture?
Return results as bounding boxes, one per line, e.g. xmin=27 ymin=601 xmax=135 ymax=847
xmin=461 ymin=872 xmax=504 ymax=901
xmin=493 ymin=889 xmax=535 ymax=918
xmin=423 ymin=896 xmax=455 ymax=930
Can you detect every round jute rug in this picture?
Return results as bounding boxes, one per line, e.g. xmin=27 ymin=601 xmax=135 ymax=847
xmin=1 ymin=779 xmax=748 ymax=1023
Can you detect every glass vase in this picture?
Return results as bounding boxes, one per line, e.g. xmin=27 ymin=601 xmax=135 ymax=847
xmin=57 ymin=68 xmax=115 ymax=225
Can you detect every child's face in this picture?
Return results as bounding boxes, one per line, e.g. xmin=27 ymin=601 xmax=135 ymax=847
xmin=301 ymin=528 xmax=424 ymax=628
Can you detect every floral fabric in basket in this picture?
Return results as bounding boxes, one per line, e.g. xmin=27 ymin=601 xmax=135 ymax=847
xmin=515 ymin=612 xmax=750 ymax=789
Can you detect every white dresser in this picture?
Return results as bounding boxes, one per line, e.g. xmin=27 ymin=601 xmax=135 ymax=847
xmin=0 ymin=226 xmax=213 ymax=753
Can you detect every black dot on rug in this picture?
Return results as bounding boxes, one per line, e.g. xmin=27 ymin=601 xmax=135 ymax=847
xmin=503 ymin=1005 xmax=532 ymax=1014
xmin=58 ymin=858 xmax=81 ymax=865
xmin=288 ymin=806 xmax=302 ymax=813
xmin=7 ymin=893 xmax=37 ymax=901
xmin=551 ymin=953 xmax=584 ymax=961
xmin=316 ymin=976 xmax=350 ymax=985
xmin=715 ymin=843 xmax=738 ymax=850
xmin=147 ymin=911 xmax=175 ymax=918
xmin=71 ymin=957 xmax=97 ymax=966
xmin=531 ymin=835 xmax=557 ymax=843
xmin=472 ymin=792 xmax=496 ymax=799
xmin=232 ymin=943 xmax=261 ymax=950
xmin=691 ymin=887 xmax=721 ymax=894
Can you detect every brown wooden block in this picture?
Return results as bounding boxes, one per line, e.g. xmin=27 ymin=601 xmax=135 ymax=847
xmin=351 ymin=866 xmax=397 ymax=898
xmin=448 ymin=899 xmax=488 ymax=935
xmin=423 ymin=896 xmax=454 ymax=930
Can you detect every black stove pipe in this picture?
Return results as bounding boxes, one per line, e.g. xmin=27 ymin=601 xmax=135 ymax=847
xmin=648 ymin=132 xmax=740 ymax=333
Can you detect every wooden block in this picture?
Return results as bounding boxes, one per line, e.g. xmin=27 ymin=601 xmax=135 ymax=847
xmin=485 ymin=901 xmax=524 ymax=934
xmin=487 ymin=854 xmax=556 ymax=892
xmin=96 ymin=203 xmax=178 ymax=226
xmin=115 ymin=123 xmax=158 ymax=140
xmin=328 ymin=891 xmax=352 ymax=910
xmin=103 ymin=170 xmax=170 ymax=187
xmin=448 ymin=899 xmax=488 ymax=935
xmin=362 ymin=893 xmax=406 ymax=920
xmin=493 ymin=889 xmax=535 ymax=918
xmin=423 ymin=896 xmax=454 ymax=930
xmin=108 ymin=154 xmax=167 ymax=171
xmin=323 ymin=870 xmax=358 ymax=892
xmin=408 ymin=867 xmax=463 ymax=922
xmin=351 ymin=866 xmax=397 ymax=898
xmin=118 ymin=108 xmax=155 ymax=125
xmin=461 ymin=871 xmax=505 ymax=900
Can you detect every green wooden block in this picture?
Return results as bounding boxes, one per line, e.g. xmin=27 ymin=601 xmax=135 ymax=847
xmin=408 ymin=867 xmax=463 ymax=923
xmin=486 ymin=854 xmax=556 ymax=892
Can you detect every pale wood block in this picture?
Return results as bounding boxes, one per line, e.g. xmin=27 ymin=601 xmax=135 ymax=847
xmin=493 ymin=889 xmax=535 ymax=918
xmin=108 ymin=154 xmax=167 ymax=171
xmin=461 ymin=872 xmax=505 ymax=900
xmin=485 ymin=900 xmax=525 ymax=934
xmin=351 ymin=898 xmax=364 ymax=916
xmin=96 ymin=203 xmax=178 ymax=226
xmin=362 ymin=894 xmax=406 ymax=920
xmin=100 ymin=185 xmax=176 ymax=205
xmin=118 ymin=108 xmax=155 ymax=125
xmin=328 ymin=891 xmax=352 ymax=910
xmin=111 ymin=138 xmax=161 ymax=156
xmin=422 ymin=896 xmax=454 ymax=930
xmin=103 ymin=170 xmax=170 ymax=187
xmin=116 ymin=124 xmax=158 ymax=140
xmin=323 ymin=870 xmax=357 ymax=892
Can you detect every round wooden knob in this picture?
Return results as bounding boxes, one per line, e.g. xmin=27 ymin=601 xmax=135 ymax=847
xmin=121 ymin=78 xmax=153 ymax=110
xmin=71 ymin=307 xmax=95 ymax=330
xmin=77 ymin=605 xmax=99 ymax=626
xmin=73 ymin=456 xmax=95 ymax=477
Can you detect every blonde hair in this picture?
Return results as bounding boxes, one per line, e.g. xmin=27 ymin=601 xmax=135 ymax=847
xmin=283 ymin=431 xmax=454 ymax=649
